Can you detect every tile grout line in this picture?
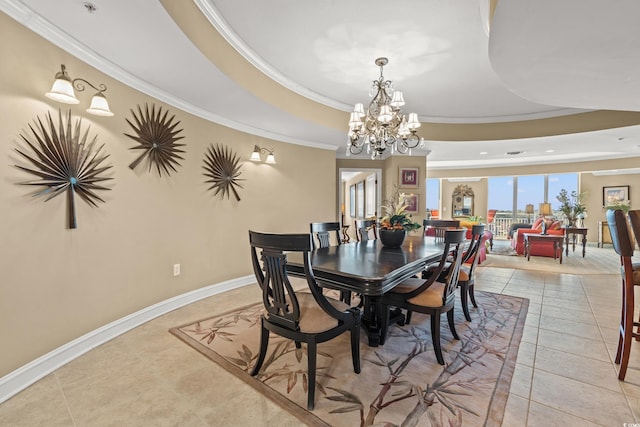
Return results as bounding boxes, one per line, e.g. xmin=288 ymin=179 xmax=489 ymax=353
xmin=53 ymin=372 xmax=77 ymax=427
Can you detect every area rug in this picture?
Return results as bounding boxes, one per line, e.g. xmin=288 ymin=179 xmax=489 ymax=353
xmin=170 ymin=291 xmax=527 ymax=426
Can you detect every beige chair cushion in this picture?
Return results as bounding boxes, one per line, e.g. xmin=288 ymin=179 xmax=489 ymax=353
xmin=387 ymin=277 xmax=446 ymax=307
xmin=459 ymin=264 xmax=470 ymax=281
xmin=407 ymin=282 xmax=446 ymax=308
xmin=296 ymin=292 xmax=349 ymax=333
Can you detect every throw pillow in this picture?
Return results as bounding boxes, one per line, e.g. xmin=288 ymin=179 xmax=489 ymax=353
xmin=532 ymin=218 xmax=543 ymax=229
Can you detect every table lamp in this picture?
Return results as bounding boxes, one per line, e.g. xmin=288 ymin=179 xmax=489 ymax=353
xmin=539 ymin=202 xmax=552 ymax=234
xmin=525 ymin=204 xmax=534 ymax=223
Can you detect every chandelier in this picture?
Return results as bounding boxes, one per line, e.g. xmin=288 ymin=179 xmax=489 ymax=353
xmin=347 ymin=57 xmax=424 ymax=159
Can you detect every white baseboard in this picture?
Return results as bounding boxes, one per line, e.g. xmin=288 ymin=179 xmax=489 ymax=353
xmin=0 ymin=275 xmax=255 ymax=404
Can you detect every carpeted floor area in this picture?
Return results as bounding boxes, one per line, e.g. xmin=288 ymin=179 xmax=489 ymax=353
xmin=170 ymin=291 xmax=528 ymax=427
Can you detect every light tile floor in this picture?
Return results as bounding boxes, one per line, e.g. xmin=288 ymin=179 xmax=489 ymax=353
xmin=1 ymin=265 xmax=640 ymax=426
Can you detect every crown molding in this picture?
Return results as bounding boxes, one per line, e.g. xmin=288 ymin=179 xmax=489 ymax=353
xmin=0 ymin=0 xmax=336 ymax=151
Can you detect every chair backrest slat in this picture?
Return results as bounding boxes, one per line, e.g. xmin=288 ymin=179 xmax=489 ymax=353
xmin=442 ymin=229 xmax=466 ymax=304
xmin=462 ymin=224 xmax=486 ymax=270
xmin=249 ymin=231 xmax=313 ymax=330
xmin=310 ymin=222 xmax=341 ymax=249
xmin=402 ymin=228 xmax=466 ymax=303
xmin=249 ymin=230 xmax=351 ymax=329
xmin=423 ymin=219 xmax=460 ymax=242
xmin=356 ymin=219 xmax=377 ymax=242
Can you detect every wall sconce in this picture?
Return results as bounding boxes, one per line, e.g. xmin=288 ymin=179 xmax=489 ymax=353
xmin=250 ymin=145 xmax=276 ymax=164
xmin=45 ymin=64 xmax=114 ymax=117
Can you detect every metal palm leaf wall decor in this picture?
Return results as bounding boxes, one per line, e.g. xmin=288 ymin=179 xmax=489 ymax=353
xmin=203 ymin=143 xmax=244 ymax=201
xmin=124 ymin=103 xmax=185 ymax=176
xmin=14 ymin=109 xmax=113 ymax=229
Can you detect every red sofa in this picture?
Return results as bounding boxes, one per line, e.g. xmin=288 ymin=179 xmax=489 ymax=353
xmin=510 ymin=218 xmax=565 ymax=257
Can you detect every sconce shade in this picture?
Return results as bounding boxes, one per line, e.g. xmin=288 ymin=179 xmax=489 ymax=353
xmin=265 ymin=153 xmax=276 ymax=164
xmin=86 ymin=92 xmax=114 ymax=117
xmin=539 ymin=202 xmax=552 ymax=216
xmin=46 ymin=73 xmax=79 ymax=104
xmin=250 ymin=145 xmax=261 ymax=161
xmin=525 ymin=203 xmax=534 ymax=214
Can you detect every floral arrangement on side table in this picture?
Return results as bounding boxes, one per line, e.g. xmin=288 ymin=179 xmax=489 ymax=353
xmin=556 ymin=189 xmax=587 ymax=226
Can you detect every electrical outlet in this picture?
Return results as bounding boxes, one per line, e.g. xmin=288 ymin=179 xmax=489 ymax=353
xmin=173 ymin=264 xmax=181 ymax=276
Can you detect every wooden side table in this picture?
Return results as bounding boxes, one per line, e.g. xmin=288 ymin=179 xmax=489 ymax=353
xmin=523 ymin=233 xmax=564 ymax=263
xmin=564 ymin=227 xmax=587 ymax=257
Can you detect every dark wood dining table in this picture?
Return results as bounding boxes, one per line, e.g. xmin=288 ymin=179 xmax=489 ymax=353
xmin=286 ymin=235 xmax=444 ymax=346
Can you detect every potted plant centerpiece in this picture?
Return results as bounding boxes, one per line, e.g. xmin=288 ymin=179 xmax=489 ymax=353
xmin=378 ymin=187 xmax=422 ymax=248
xmin=556 ymin=189 xmax=587 ymax=227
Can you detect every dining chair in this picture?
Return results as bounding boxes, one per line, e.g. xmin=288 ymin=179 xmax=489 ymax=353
xmin=310 ymin=222 xmax=351 ymax=304
xmin=458 ymin=224 xmax=485 ymax=321
xmin=356 ymin=219 xmax=378 ymax=242
xmin=423 ymin=219 xmax=460 ymax=242
xmin=310 ymin=221 xmax=342 ymax=249
xmin=379 ymin=228 xmax=466 ymax=365
xmin=248 ymin=230 xmax=361 ymax=410
xmin=607 ymin=209 xmax=640 ymax=381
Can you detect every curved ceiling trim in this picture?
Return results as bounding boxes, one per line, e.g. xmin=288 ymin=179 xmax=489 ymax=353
xmin=0 ymin=0 xmax=337 ymax=151
xmin=193 ymin=0 xmax=350 ymax=112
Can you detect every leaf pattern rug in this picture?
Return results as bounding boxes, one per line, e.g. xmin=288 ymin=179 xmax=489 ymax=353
xmin=170 ymin=291 xmax=527 ymax=427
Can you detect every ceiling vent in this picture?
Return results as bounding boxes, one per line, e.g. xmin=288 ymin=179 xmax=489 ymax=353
xmin=505 ymin=151 xmax=524 ymax=156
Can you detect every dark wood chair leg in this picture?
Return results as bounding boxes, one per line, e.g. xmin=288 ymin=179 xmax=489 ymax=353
xmin=251 ymin=322 xmax=269 ymax=376
xmin=460 ymin=284 xmax=472 ymax=321
xmin=469 ymin=283 xmax=478 ymax=308
xmin=351 ymin=323 xmax=361 ymax=374
xmin=618 ymin=325 xmax=632 ymax=380
xmin=447 ymin=309 xmax=460 ymax=340
xmin=307 ymin=341 xmax=317 ymax=410
xmin=405 ymin=310 xmax=413 ymax=325
xmin=431 ymin=313 xmax=444 ymax=365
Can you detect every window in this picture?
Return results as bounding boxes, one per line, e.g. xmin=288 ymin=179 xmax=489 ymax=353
xmin=426 ymin=178 xmax=440 ymax=218
xmin=548 ymin=173 xmax=578 ymax=211
xmin=488 ymin=176 xmax=514 ymax=214
xmin=517 ymin=175 xmax=544 ymax=221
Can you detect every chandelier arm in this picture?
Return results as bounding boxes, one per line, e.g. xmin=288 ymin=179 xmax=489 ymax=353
xmin=348 ymin=141 xmax=365 ymax=155
xmin=402 ymin=133 xmax=421 ymax=149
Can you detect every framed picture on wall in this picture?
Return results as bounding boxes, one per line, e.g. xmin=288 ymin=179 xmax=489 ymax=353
xmin=399 ymin=167 xmax=419 ymax=188
xmin=349 ymin=184 xmax=356 ymax=217
xmin=405 ymin=194 xmax=419 ymax=213
xmin=357 ymin=181 xmax=365 ymax=218
xmin=603 ymin=185 xmax=630 ymax=206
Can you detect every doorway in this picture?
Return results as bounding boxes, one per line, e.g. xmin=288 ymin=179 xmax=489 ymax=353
xmin=338 ymin=168 xmax=383 ymax=241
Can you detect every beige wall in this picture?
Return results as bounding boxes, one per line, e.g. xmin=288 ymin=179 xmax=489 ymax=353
xmin=0 ymin=12 xmax=335 ymax=376
xmin=337 ymin=156 xmax=427 ymax=235
xmin=440 ymin=179 xmax=489 ymax=221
